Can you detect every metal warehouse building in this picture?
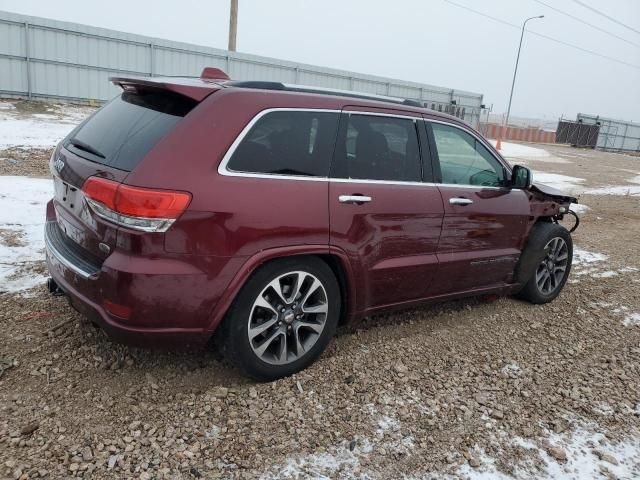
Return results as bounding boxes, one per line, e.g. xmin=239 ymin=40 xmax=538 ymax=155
xmin=0 ymin=10 xmax=484 ymax=127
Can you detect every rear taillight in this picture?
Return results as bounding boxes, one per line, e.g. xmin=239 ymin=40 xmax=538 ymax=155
xmin=82 ymin=177 xmax=191 ymax=232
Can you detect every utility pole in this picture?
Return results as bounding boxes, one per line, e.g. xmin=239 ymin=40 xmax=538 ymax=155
xmin=228 ymin=0 xmax=238 ymax=52
xmin=496 ymin=14 xmax=543 ymax=150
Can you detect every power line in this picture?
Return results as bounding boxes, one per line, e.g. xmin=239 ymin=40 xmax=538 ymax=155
xmin=441 ymin=0 xmax=640 ymax=70
xmin=569 ymin=0 xmax=640 ymax=36
xmin=533 ymin=0 xmax=640 ymax=48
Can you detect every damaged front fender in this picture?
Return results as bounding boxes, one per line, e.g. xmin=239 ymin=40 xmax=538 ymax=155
xmin=527 ymin=182 xmax=580 ymax=233
xmin=529 ymin=182 xmax=577 ymax=204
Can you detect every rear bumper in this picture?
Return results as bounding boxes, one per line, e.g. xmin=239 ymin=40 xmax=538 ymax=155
xmin=44 ymin=217 xmax=226 ymax=348
xmin=50 ymin=272 xmax=209 ymax=348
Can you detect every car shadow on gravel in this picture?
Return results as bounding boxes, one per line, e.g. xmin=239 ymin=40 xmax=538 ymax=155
xmin=3 ymin=285 xmax=542 ymax=391
xmin=1 ymin=286 xmax=250 ymax=390
xmin=336 ymin=295 xmax=496 ymax=337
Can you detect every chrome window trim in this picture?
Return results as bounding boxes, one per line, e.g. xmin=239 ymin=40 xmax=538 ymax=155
xmin=343 ymin=110 xmax=423 ymax=121
xmin=217 ymin=107 xmax=340 ymax=180
xmin=332 ymin=177 xmax=427 ymax=187
xmin=434 ymin=182 xmax=519 ymax=191
xmin=217 ymin=108 xmax=517 ymax=190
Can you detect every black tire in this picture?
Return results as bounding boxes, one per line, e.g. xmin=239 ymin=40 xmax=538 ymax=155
xmin=515 ymin=222 xmax=573 ymax=304
xmin=218 ymin=257 xmax=340 ymax=381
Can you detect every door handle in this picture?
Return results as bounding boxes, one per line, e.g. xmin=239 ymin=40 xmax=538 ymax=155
xmin=449 ymin=197 xmax=473 ymax=206
xmin=339 ymin=195 xmax=372 ymax=204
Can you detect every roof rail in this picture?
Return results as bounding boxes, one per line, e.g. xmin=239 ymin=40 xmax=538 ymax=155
xmin=228 ymin=81 xmax=285 ymax=90
xmin=225 ymin=81 xmax=426 ymax=109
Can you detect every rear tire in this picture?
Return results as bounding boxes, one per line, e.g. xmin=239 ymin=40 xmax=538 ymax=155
xmin=219 ymin=257 xmax=340 ymax=381
xmin=516 ymin=222 xmax=573 ymax=304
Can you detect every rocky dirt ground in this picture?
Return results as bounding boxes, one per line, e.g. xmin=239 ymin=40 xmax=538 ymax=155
xmin=1 ymin=99 xmax=639 ymax=479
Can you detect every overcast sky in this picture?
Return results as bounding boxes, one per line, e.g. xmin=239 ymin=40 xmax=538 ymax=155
xmin=1 ymin=0 xmax=639 ymax=121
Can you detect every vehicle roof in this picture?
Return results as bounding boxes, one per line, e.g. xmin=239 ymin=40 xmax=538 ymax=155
xmin=109 ymin=74 xmax=470 ymax=128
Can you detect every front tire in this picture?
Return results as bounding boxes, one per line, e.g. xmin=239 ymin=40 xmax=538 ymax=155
xmin=220 ymin=257 xmax=340 ymax=381
xmin=516 ymin=222 xmax=573 ymax=304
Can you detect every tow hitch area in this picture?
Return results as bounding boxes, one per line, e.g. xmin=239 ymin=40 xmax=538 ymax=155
xmin=47 ymin=278 xmax=65 ymax=296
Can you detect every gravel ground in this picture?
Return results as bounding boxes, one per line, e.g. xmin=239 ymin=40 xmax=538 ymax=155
xmin=1 ymin=100 xmax=640 ymax=479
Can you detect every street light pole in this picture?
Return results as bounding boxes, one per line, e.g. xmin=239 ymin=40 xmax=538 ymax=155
xmin=496 ymin=15 xmax=544 ymax=150
xmin=228 ymin=0 xmax=238 ymax=52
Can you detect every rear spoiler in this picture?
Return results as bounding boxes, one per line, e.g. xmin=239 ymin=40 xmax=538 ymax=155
xmin=110 ymin=68 xmax=230 ymax=102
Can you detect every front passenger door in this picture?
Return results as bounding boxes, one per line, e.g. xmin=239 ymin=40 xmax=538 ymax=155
xmin=426 ymin=121 xmax=530 ymax=295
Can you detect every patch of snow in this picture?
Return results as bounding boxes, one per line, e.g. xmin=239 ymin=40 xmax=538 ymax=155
xmin=489 ymin=140 xmax=550 ymax=158
xmin=570 ymin=247 xmax=615 ymax=282
xmin=261 ymin=437 xmax=373 ymax=480
xmin=0 ymin=176 xmax=52 ymax=293
xmin=623 ymin=313 xmax=640 ymax=327
xmin=0 ymin=117 xmax=76 ymax=149
xmin=592 ymin=402 xmax=615 ymax=416
xmin=0 ymin=101 xmax=93 ymax=149
xmin=531 ymin=156 xmax=572 ymax=164
xmin=32 ymin=113 xmax=60 ymax=120
xmin=489 ymin=141 xmax=572 ymax=164
xmin=584 ymin=185 xmax=640 ymax=196
xmin=619 ymin=266 xmax=639 ymax=273
xmin=377 ymin=415 xmax=400 ymax=435
xmin=570 ymin=203 xmax=589 ymax=214
xmin=0 ymin=101 xmax=16 ymax=110
xmin=573 ymin=247 xmax=607 ymax=266
xmin=592 ymin=301 xmax=613 ymax=308
xmin=592 ymin=270 xmax=618 ymax=278
xmin=558 ymin=152 xmax=590 ymax=159
xmin=531 ymin=171 xmax=586 ymax=194
xmin=450 ymin=422 xmax=640 ymax=480
xmin=629 ymin=175 xmax=640 ymax=185
xmin=501 ymin=363 xmax=523 ymax=378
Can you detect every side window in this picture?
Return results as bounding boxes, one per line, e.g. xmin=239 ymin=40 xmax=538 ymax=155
xmin=227 ymin=111 xmax=339 ymax=177
xmin=430 ymin=123 xmax=505 ymax=187
xmin=332 ymin=114 xmax=422 ymax=182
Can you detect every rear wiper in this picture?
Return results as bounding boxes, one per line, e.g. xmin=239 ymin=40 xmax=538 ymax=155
xmin=68 ymin=137 xmax=105 ymax=159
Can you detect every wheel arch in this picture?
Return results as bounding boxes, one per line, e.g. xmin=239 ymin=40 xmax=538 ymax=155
xmin=205 ymin=245 xmax=357 ymax=335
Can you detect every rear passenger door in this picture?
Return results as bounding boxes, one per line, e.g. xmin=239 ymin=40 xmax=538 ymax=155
xmin=217 ymin=109 xmax=339 ymax=255
xmin=329 ymin=109 xmax=444 ymax=312
xmin=425 ymin=120 xmax=530 ymax=295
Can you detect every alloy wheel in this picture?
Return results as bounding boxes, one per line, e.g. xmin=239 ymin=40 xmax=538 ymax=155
xmin=535 ymin=237 xmax=569 ymax=295
xmin=247 ymin=271 xmax=328 ymax=365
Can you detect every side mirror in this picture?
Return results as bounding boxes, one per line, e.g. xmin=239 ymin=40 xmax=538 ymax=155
xmin=511 ymin=165 xmax=532 ymax=189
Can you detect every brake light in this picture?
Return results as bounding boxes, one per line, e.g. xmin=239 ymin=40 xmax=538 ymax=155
xmin=82 ymin=177 xmax=191 ymax=232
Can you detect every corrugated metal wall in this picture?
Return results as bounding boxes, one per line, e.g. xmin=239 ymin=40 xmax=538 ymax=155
xmin=0 ymin=10 xmax=484 ymax=127
xmin=576 ymin=114 xmax=640 ymax=153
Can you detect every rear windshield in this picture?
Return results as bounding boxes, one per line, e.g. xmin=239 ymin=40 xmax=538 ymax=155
xmin=64 ymin=89 xmax=196 ymax=171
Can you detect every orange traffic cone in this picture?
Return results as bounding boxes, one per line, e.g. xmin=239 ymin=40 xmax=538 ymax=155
xmin=495 ymin=136 xmax=502 ymax=151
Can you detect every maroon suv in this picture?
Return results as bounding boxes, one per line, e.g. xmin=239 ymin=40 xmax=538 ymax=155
xmin=45 ymin=68 xmax=578 ymax=380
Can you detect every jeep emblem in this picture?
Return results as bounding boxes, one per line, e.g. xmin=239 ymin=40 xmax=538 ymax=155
xmin=54 ymin=156 xmax=65 ymax=172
